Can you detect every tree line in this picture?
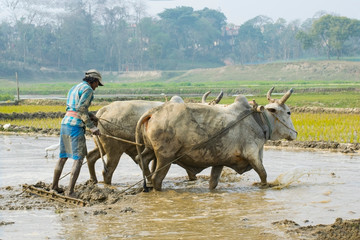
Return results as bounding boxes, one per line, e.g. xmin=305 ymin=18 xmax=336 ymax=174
xmin=0 ymin=0 xmax=360 ymax=76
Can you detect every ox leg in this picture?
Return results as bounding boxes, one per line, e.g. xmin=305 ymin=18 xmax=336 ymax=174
xmin=186 ymin=169 xmax=197 ymax=181
xmin=152 ymin=160 xmax=171 ymax=191
xmin=102 ymin=150 xmax=122 ymax=185
xmin=86 ymin=147 xmax=101 ymax=183
xmin=250 ymin=149 xmax=267 ymax=186
xmin=136 ymin=147 xmax=156 ymax=186
xmin=209 ymin=166 xmax=224 ymax=190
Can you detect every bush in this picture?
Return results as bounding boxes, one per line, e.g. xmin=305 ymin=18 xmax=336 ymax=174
xmin=0 ymin=94 xmax=14 ymax=101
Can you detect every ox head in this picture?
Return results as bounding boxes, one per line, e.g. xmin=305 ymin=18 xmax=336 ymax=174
xmin=265 ymin=87 xmax=297 ymax=141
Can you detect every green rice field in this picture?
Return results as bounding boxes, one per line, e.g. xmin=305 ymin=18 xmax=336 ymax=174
xmin=292 ymin=113 xmax=360 ymax=143
xmin=0 ymin=118 xmax=62 ymax=130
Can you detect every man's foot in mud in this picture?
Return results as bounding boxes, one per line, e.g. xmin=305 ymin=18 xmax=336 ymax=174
xmin=50 ymin=187 xmax=64 ymax=194
xmin=65 ymin=191 xmax=77 ymax=198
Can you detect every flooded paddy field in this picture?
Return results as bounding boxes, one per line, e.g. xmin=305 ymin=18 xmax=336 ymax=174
xmin=0 ymin=134 xmax=359 ymax=239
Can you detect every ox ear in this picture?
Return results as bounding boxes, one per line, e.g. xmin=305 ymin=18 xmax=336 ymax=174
xmin=266 ymin=107 xmax=277 ymax=113
xmin=265 ymin=103 xmax=280 ymax=113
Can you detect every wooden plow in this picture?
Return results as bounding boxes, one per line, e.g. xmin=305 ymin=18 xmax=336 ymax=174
xmin=22 ymin=184 xmax=87 ymax=207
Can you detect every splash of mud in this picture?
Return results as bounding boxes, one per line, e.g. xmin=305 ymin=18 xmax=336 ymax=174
xmin=270 ymin=167 xmax=311 ymax=189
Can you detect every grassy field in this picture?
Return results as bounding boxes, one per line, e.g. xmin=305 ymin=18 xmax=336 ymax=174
xmin=293 ymin=113 xmax=360 ymax=143
xmin=1 ymin=60 xmax=360 ymax=98
xmin=0 ymin=118 xmax=62 ymax=130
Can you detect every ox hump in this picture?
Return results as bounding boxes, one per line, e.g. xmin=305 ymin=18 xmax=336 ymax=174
xmin=229 ymin=95 xmax=251 ymax=111
xmin=170 ymin=95 xmax=184 ymax=103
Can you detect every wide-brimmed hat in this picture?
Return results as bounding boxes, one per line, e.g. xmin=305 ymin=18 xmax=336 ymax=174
xmin=85 ymin=69 xmax=104 ymax=86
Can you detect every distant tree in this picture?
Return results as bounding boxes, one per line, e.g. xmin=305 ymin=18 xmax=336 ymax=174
xmin=194 ymin=8 xmax=227 ymax=62
xmin=197 ymin=7 xmax=227 ymax=31
xmin=58 ymin=8 xmax=95 ymax=69
xmin=102 ymin=5 xmax=129 ymax=71
xmin=263 ymin=18 xmax=285 ymax=61
xmin=264 ymin=19 xmax=302 ymax=60
xmin=158 ymin=7 xmax=226 ymax=67
xmin=234 ymin=16 xmax=270 ymax=64
xmin=297 ymin=14 xmax=360 ymax=59
xmin=131 ymin=0 xmax=148 ymax=70
xmin=139 ymin=17 xmax=168 ymax=70
xmin=0 ymin=23 xmax=13 ymax=72
xmin=158 ymin=6 xmax=197 ymax=52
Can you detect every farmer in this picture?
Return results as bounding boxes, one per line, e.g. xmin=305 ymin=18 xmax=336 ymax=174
xmin=51 ymin=69 xmax=103 ymax=197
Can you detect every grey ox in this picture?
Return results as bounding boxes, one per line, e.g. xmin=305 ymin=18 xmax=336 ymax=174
xmin=86 ymin=93 xmax=222 ymax=185
xmin=135 ymin=87 xmax=297 ymax=191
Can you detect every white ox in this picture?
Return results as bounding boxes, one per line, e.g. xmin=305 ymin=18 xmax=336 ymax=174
xmin=86 ymin=93 xmax=222 ymax=185
xmin=136 ymin=87 xmax=297 ymax=191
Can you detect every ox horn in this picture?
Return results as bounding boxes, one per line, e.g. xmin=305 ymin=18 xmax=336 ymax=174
xmin=213 ymin=90 xmax=224 ymax=104
xmin=278 ymin=88 xmax=293 ymax=105
xmin=202 ymin=91 xmax=211 ymax=104
xmin=266 ymin=87 xmax=276 ymax=103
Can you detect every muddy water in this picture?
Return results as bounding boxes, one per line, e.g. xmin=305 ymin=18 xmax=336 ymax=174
xmin=1 ymin=134 xmax=359 ymax=239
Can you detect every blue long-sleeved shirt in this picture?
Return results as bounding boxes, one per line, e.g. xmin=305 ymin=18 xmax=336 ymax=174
xmin=61 ymin=81 xmax=95 ymax=129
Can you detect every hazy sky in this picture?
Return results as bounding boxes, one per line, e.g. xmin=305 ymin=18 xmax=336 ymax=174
xmin=145 ymin=0 xmax=360 ymax=24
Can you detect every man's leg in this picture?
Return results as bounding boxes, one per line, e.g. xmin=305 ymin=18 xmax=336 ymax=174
xmin=66 ymin=158 xmax=84 ymax=197
xmin=51 ymin=157 xmax=68 ymax=192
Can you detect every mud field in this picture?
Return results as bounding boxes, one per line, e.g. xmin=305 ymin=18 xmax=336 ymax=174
xmin=1 ymin=134 xmax=359 ymax=239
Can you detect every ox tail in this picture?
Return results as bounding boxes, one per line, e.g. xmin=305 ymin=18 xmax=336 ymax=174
xmin=135 ymin=105 xmax=162 ymax=192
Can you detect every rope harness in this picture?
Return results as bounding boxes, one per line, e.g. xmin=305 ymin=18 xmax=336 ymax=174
xmin=269 ymin=112 xmax=298 ymax=135
xmin=93 ymin=135 xmax=108 ymax=173
xmin=98 ymin=118 xmax=143 ymax=146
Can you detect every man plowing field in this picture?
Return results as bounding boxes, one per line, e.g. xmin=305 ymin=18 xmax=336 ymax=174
xmin=51 ymin=69 xmax=104 ymax=197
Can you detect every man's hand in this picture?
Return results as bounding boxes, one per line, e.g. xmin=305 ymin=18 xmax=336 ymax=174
xmin=90 ymin=127 xmax=101 ymax=136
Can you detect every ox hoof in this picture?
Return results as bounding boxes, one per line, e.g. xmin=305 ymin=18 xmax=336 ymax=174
xmin=85 ymin=179 xmax=97 ymax=185
xmin=252 ymin=182 xmax=270 ymax=189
